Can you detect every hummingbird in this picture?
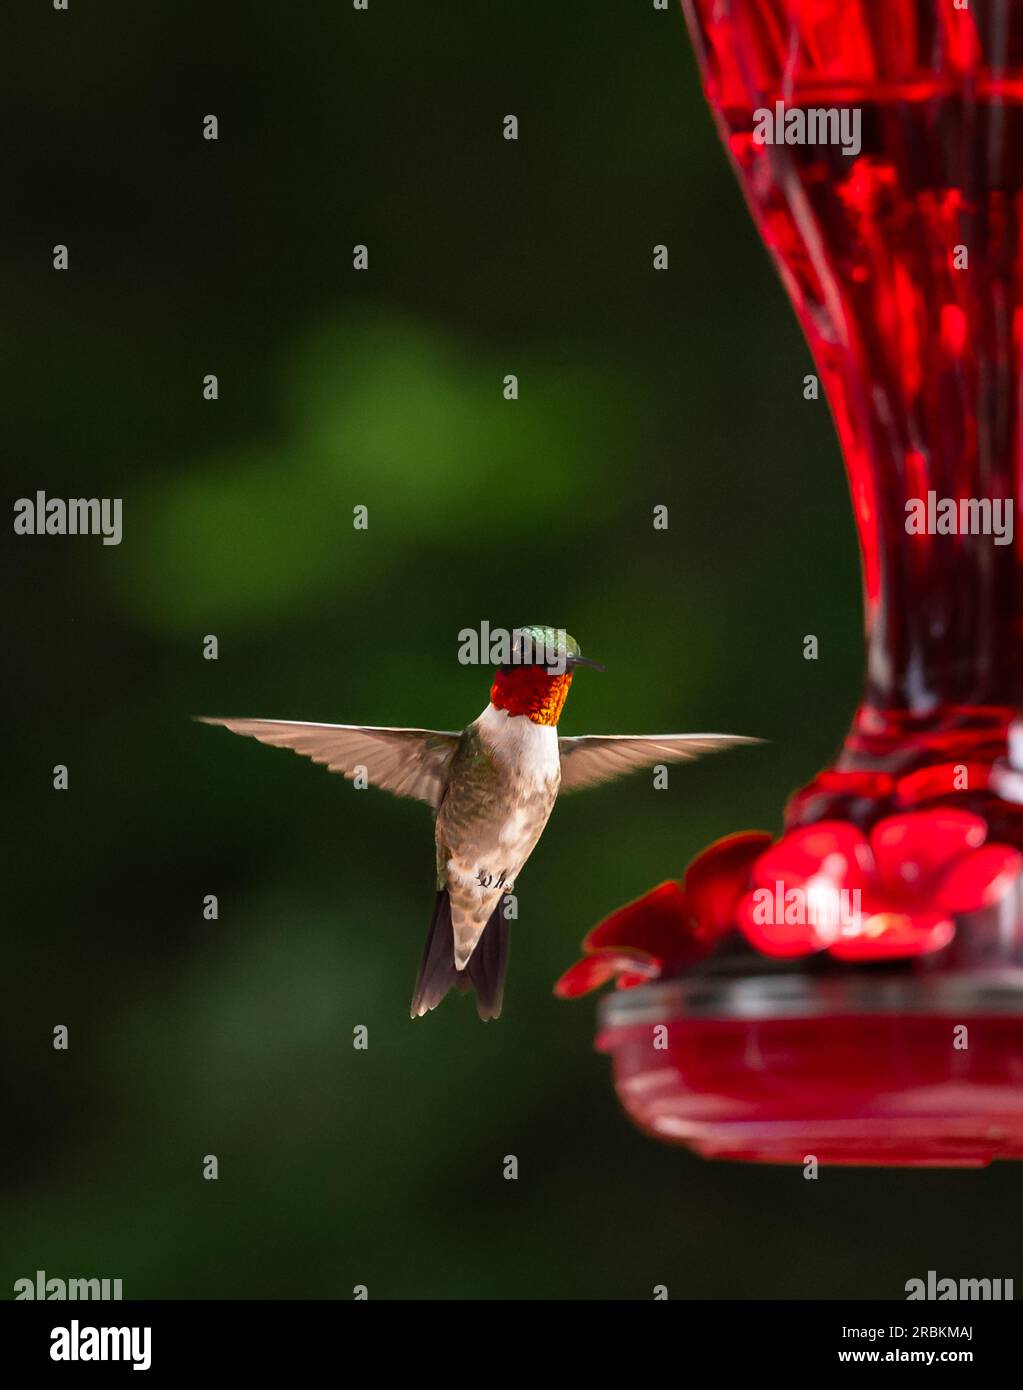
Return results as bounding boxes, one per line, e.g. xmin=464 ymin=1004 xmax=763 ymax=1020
xmin=197 ymin=626 xmax=757 ymax=1021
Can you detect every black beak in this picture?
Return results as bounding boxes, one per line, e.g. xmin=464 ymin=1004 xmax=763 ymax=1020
xmin=567 ymin=654 xmax=605 ymax=672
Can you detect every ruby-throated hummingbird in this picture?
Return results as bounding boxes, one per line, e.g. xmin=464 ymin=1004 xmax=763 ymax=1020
xmin=198 ymin=626 xmax=757 ymax=1020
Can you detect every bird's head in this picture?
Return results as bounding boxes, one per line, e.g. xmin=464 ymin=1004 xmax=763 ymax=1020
xmin=489 ymin=626 xmax=603 ymax=725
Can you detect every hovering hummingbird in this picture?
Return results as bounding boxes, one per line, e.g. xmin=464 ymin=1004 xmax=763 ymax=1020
xmin=198 ymin=626 xmax=757 ymax=1021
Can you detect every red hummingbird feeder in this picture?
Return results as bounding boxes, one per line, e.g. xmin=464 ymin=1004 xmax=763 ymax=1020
xmin=558 ymin=0 xmax=1023 ymax=1165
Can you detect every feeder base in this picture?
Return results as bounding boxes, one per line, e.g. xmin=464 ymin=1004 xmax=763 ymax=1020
xmin=597 ymin=973 xmax=1023 ymax=1166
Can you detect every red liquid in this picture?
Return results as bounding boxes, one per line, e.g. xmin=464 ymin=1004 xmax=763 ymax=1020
xmin=599 ymin=1012 xmax=1023 ymax=1166
xmin=684 ymin=0 xmax=1023 ymax=841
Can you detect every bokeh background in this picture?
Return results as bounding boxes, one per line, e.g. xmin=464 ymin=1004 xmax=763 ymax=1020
xmin=5 ymin=0 xmax=1020 ymax=1299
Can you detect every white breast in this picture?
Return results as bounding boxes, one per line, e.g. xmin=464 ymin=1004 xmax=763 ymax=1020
xmin=477 ymin=703 xmax=561 ymax=791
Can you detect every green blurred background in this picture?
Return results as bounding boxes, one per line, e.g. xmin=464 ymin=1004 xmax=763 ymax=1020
xmin=5 ymin=0 xmax=1020 ymax=1299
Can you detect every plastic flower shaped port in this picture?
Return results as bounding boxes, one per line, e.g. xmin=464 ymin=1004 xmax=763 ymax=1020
xmin=554 ymin=831 xmax=771 ymax=997
xmin=737 ymin=810 xmax=1023 ymax=963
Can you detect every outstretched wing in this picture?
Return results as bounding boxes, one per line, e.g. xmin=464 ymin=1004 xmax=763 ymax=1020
xmin=557 ymin=733 xmax=760 ymax=793
xmin=196 ymin=717 xmax=460 ymax=808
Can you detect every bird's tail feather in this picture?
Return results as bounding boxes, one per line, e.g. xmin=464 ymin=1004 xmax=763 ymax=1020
xmin=411 ymin=890 xmax=510 ymax=1021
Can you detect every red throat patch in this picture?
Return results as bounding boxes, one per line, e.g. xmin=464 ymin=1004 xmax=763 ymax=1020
xmin=490 ymin=667 xmax=574 ymax=725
